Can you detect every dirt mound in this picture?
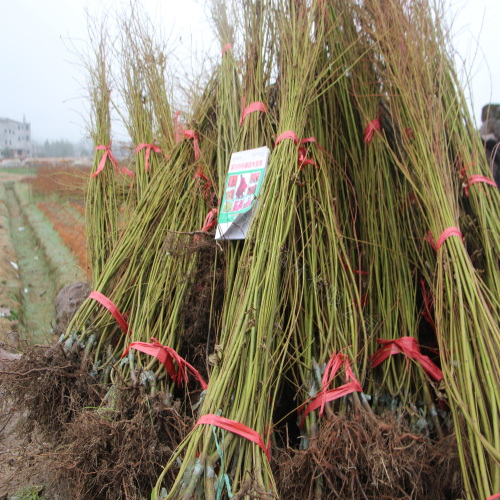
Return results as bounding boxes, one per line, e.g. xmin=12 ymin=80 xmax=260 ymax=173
xmin=54 ymin=282 xmax=90 ymax=338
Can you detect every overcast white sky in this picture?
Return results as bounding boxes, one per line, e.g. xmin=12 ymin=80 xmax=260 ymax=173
xmin=0 ymin=0 xmax=499 ymax=144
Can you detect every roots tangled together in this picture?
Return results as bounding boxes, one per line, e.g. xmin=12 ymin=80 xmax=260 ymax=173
xmin=276 ymin=411 xmax=463 ymax=500
xmin=0 ymin=344 xmax=101 ymax=437
xmin=51 ymin=390 xmax=192 ymax=500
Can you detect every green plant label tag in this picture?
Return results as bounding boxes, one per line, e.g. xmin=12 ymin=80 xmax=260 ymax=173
xmin=215 ymin=146 xmax=270 ymax=240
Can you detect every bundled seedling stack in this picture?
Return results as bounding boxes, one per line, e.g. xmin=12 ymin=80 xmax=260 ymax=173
xmin=2 ymin=0 xmax=500 ymax=499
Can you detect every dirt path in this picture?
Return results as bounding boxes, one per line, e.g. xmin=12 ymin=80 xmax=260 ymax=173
xmin=4 ymin=184 xmax=56 ymax=344
xmin=0 ymin=171 xmax=28 ymax=184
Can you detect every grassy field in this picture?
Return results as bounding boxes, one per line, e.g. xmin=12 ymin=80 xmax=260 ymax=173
xmin=0 ymin=167 xmax=37 ymax=175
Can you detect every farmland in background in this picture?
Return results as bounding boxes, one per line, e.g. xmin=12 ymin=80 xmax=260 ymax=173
xmin=27 ymin=161 xmax=90 ymax=278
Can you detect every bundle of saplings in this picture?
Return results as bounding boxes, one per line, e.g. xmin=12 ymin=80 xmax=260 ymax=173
xmin=2 ymin=0 xmax=499 ymax=499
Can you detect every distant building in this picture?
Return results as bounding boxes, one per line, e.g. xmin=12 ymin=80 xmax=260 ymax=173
xmin=0 ymin=116 xmax=32 ymax=160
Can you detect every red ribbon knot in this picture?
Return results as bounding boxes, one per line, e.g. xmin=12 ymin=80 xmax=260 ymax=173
xmin=201 ymin=208 xmax=218 ymax=232
xmin=122 ymin=338 xmax=208 ymax=390
xmin=92 ymin=141 xmax=119 ymax=179
xmin=222 ymin=43 xmax=232 ymax=56
xmin=297 ymin=352 xmax=362 ymax=430
xmin=174 ymin=111 xmax=201 ymax=160
xmin=194 ymin=165 xmax=214 ymax=202
xmin=275 ymin=130 xmax=323 ymax=171
xmin=135 ymin=141 xmax=163 ymax=172
xmin=370 ymin=337 xmax=443 ymax=381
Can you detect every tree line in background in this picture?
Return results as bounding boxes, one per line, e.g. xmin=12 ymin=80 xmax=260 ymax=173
xmin=37 ymin=139 xmax=92 ymax=158
xmin=1 ymin=139 xmax=92 ymax=159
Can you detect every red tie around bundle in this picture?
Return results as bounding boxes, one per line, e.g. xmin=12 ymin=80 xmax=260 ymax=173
xmin=135 ymin=141 xmax=163 ymax=172
xmin=463 ymin=175 xmax=496 ymax=197
xmin=122 ymin=166 xmax=134 ymax=178
xmin=239 ymin=97 xmax=268 ymax=126
xmin=301 ymin=137 xmax=328 ymax=154
xmin=425 ymin=227 xmax=462 ymax=253
xmin=405 ymin=126 xmax=414 ymax=140
xmin=370 ymin=337 xmax=443 ymax=381
xmin=89 ymin=291 xmax=129 ymax=335
xmin=487 ymin=493 xmax=500 ymax=500
xmin=121 ymin=338 xmax=208 ymax=390
xmin=201 ymin=208 xmax=218 ymax=232
xmin=92 ymin=141 xmax=119 ymax=179
xmin=194 ymin=165 xmax=213 ymax=202
xmin=182 ymin=130 xmax=200 ymax=161
xmin=275 ymin=130 xmax=324 ymax=171
xmin=275 ymin=130 xmax=299 ymax=146
xmin=364 ymin=118 xmax=381 ymax=146
xmin=297 ymin=352 xmax=362 ymax=430
xmin=173 ymin=112 xmax=199 ymax=159
xmin=298 ymin=146 xmax=318 ymax=171
xmin=222 ymin=43 xmax=232 ymax=56
xmin=194 ymin=414 xmax=271 ymax=461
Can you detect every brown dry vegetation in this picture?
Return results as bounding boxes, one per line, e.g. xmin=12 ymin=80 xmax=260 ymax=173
xmin=31 ymin=162 xmax=91 ymax=199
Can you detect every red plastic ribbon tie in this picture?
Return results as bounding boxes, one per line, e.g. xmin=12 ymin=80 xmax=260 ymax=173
xmin=297 ymin=146 xmax=318 ymax=171
xmin=301 ymin=137 xmax=328 ymax=154
xmin=425 ymin=227 xmax=462 ymax=253
xmin=275 ymin=132 xmax=322 ymax=172
xmin=239 ymin=97 xmax=268 ymax=126
xmin=298 ymin=352 xmax=362 ymax=430
xmin=92 ymin=141 xmax=119 ymax=178
xmin=222 ymin=43 xmax=232 ymax=56
xmin=405 ymin=126 xmax=414 ymax=140
xmin=183 ymin=130 xmax=201 ymax=161
xmin=195 ymin=165 xmax=213 ymax=201
xmin=200 ymin=208 xmax=218 ymax=233
xmin=135 ymin=141 xmax=163 ymax=172
xmin=276 ymin=130 xmax=299 ymax=146
xmin=89 ymin=291 xmax=128 ymax=335
xmin=194 ymin=414 xmax=270 ymax=461
xmin=463 ymin=175 xmax=496 ymax=197
xmin=487 ymin=493 xmax=500 ymax=500
xmin=364 ymin=118 xmax=381 ymax=146
xmin=122 ymin=166 xmax=134 ymax=178
xmin=121 ymin=338 xmax=208 ymax=390
xmin=370 ymin=337 xmax=443 ymax=381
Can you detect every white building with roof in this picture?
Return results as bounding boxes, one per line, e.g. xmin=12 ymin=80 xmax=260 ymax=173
xmin=0 ymin=116 xmax=32 ymax=159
